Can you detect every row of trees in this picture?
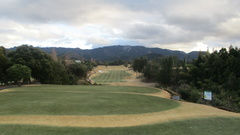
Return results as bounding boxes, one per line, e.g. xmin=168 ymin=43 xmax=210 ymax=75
xmin=132 ymin=46 xmax=240 ymax=112
xmin=179 ymin=46 xmax=240 ymax=112
xmin=132 ymin=56 xmax=180 ymax=85
xmin=0 ymin=45 xmax=97 ymax=86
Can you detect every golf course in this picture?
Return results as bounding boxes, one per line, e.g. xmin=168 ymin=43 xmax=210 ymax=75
xmin=0 ymin=66 xmax=240 ymax=135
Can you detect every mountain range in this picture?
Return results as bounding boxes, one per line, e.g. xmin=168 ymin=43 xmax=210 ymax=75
xmin=38 ymin=45 xmax=203 ymax=61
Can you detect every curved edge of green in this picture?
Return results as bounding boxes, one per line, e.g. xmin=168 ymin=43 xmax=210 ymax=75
xmin=0 ymin=117 xmax=239 ymax=135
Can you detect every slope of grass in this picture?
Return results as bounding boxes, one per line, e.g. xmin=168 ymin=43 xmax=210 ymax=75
xmin=92 ymin=70 xmax=131 ymax=83
xmin=0 ymin=117 xmax=239 ymax=135
xmin=0 ymin=85 xmax=178 ymax=115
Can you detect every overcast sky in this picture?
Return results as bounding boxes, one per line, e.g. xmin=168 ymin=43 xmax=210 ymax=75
xmin=1 ymin=0 xmax=240 ymax=52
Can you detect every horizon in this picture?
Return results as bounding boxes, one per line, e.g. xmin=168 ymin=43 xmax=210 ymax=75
xmin=5 ymin=44 xmax=213 ymax=53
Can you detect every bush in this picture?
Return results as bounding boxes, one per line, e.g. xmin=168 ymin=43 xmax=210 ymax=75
xmin=178 ymin=84 xmax=201 ymax=103
xmin=214 ymin=91 xmax=240 ymax=112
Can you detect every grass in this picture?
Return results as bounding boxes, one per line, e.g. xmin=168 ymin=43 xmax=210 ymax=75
xmin=0 ymin=85 xmax=179 ymax=115
xmin=0 ymin=117 xmax=239 ymax=135
xmin=13 ymin=85 xmax=160 ymax=93
xmin=92 ymin=70 xmax=131 ymax=83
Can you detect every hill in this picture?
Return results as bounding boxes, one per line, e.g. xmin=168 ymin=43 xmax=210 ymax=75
xmin=38 ymin=45 xmax=205 ymax=61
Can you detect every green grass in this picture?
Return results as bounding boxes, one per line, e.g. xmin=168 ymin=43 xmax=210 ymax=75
xmin=92 ymin=70 xmax=131 ymax=83
xmin=13 ymin=85 xmax=160 ymax=93
xmin=0 ymin=117 xmax=239 ymax=135
xmin=0 ymin=85 xmax=179 ymax=115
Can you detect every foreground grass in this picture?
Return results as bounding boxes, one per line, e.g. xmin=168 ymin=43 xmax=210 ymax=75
xmin=0 ymin=117 xmax=239 ymax=135
xmin=92 ymin=70 xmax=131 ymax=83
xmin=0 ymin=85 xmax=178 ymax=115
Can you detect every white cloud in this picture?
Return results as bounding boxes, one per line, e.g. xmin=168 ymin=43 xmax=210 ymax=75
xmin=192 ymin=42 xmax=209 ymax=52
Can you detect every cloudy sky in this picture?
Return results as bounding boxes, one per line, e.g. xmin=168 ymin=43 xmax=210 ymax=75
xmin=0 ymin=0 xmax=240 ymax=52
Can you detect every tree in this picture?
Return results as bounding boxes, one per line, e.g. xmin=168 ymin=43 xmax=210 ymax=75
xmin=8 ymin=45 xmax=66 ymax=84
xmin=143 ymin=59 xmax=160 ymax=79
xmin=158 ymin=57 xmax=173 ymax=85
xmin=47 ymin=61 xmax=71 ymax=85
xmin=132 ymin=57 xmax=147 ymax=73
xmin=7 ymin=64 xmax=31 ymax=86
xmin=0 ymin=47 xmax=7 ymax=73
xmin=8 ymin=45 xmax=52 ymax=83
xmin=104 ymin=62 xmax=109 ymax=68
xmin=0 ymin=46 xmax=11 ymax=84
xmin=0 ymin=47 xmax=6 ymax=71
xmin=178 ymin=46 xmax=240 ymax=112
xmin=68 ymin=63 xmax=88 ymax=80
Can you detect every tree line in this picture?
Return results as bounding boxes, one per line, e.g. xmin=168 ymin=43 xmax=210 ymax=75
xmin=0 ymin=45 xmax=97 ymax=86
xmin=132 ymin=46 xmax=240 ymax=112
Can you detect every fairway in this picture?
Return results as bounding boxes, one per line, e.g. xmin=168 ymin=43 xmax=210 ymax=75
xmin=92 ymin=70 xmax=131 ymax=83
xmin=0 ymin=85 xmax=178 ymax=115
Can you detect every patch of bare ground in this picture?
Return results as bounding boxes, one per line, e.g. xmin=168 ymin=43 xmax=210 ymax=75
xmin=0 ymin=89 xmax=15 ymax=93
xmin=0 ymin=65 xmax=239 ymax=127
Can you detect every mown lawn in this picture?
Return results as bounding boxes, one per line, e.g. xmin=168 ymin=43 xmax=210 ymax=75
xmin=0 ymin=85 xmax=179 ymax=115
xmin=92 ymin=70 xmax=131 ymax=83
xmin=0 ymin=117 xmax=239 ymax=135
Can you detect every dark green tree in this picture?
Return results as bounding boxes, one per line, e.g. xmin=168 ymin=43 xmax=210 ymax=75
xmin=178 ymin=46 xmax=240 ymax=112
xmin=7 ymin=64 xmax=31 ymax=86
xmin=8 ymin=45 xmax=52 ymax=83
xmin=143 ymin=59 xmax=160 ymax=79
xmin=68 ymin=63 xmax=88 ymax=80
xmin=132 ymin=57 xmax=147 ymax=73
xmin=48 ymin=61 xmax=71 ymax=85
xmin=0 ymin=46 xmax=12 ymax=84
xmin=104 ymin=62 xmax=109 ymax=68
xmin=8 ymin=45 xmax=73 ymax=84
xmin=157 ymin=57 xmax=173 ymax=85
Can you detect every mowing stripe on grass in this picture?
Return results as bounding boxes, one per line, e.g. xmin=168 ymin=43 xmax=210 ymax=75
xmin=92 ymin=70 xmax=131 ymax=83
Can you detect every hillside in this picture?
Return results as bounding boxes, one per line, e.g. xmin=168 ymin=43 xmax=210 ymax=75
xmin=9 ymin=45 xmax=205 ymax=61
xmin=38 ymin=45 xmax=205 ymax=61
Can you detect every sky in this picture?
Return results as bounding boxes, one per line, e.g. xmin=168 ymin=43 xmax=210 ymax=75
xmin=0 ymin=0 xmax=240 ymax=53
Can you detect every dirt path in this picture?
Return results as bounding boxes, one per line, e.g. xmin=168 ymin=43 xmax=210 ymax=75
xmin=0 ymin=66 xmax=239 ymax=127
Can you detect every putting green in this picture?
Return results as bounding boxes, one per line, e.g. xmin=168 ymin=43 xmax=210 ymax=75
xmin=0 ymin=85 xmax=179 ymax=115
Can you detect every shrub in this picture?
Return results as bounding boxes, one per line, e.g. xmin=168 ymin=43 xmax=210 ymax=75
xmin=178 ymin=84 xmax=201 ymax=103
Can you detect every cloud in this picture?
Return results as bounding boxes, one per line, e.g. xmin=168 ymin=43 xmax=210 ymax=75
xmin=0 ymin=0 xmax=240 ymax=52
xmin=125 ymin=23 xmax=167 ymax=40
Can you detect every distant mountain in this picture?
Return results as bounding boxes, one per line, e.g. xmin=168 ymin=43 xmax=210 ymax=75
xmin=141 ymin=53 xmax=164 ymax=60
xmin=77 ymin=45 xmax=187 ymax=61
xmin=10 ymin=45 xmax=206 ymax=61
xmin=187 ymin=51 xmax=203 ymax=59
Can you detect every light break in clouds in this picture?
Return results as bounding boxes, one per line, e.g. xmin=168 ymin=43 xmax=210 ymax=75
xmin=0 ymin=0 xmax=240 ymax=52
